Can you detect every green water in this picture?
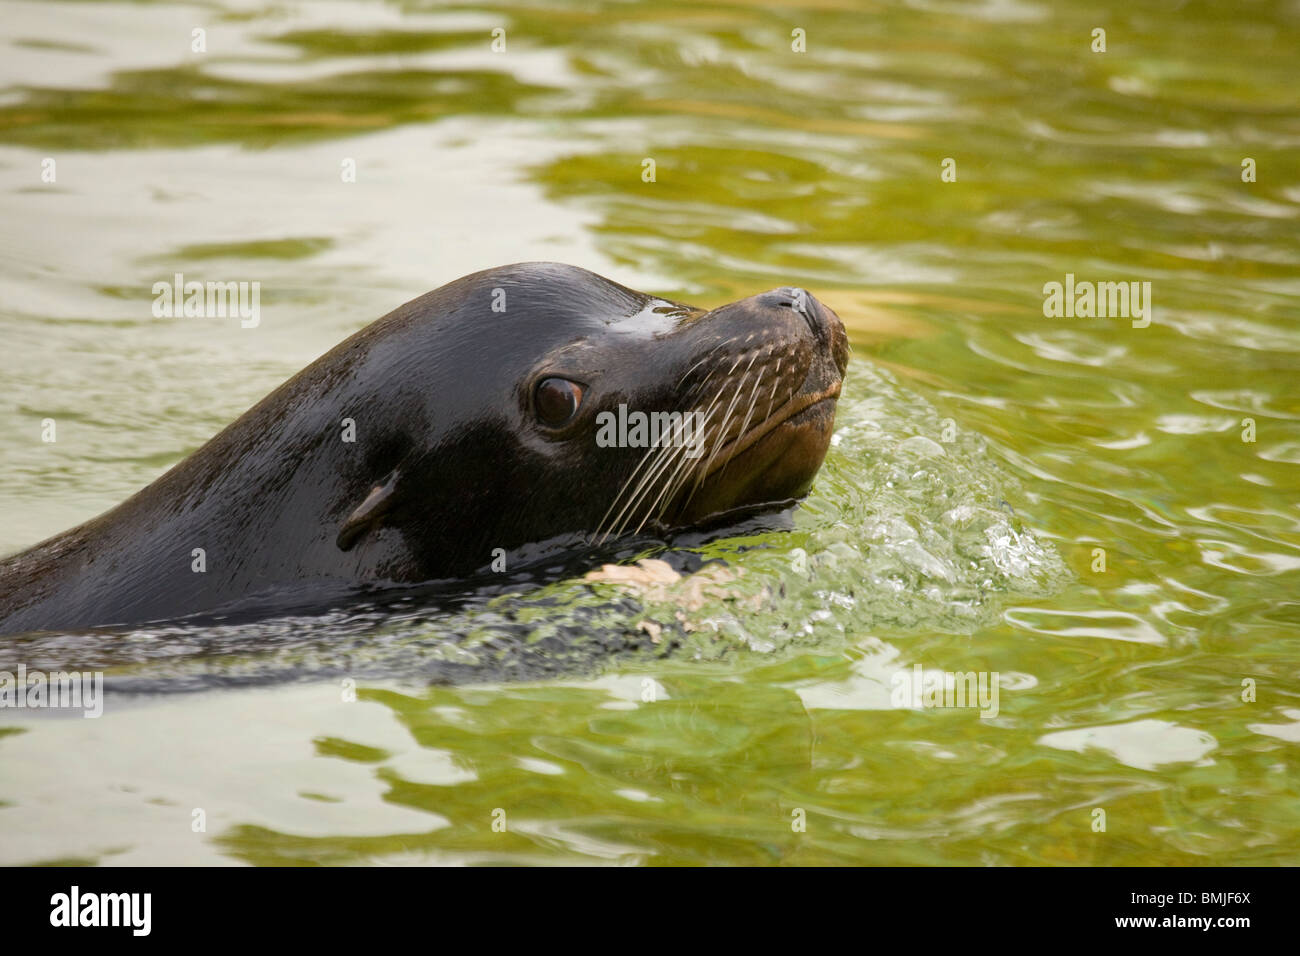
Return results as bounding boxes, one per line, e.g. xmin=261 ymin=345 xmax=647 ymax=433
xmin=1 ymin=0 xmax=1298 ymax=865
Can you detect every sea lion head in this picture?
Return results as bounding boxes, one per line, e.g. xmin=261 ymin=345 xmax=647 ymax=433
xmin=337 ymin=262 xmax=848 ymax=578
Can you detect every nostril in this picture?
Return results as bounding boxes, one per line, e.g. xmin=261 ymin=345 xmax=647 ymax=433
xmin=758 ymin=288 xmax=795 ymax=309
xmin=789 ymin=289 xmax=825 ymax=342
xmin=761 ymin=285 xmax=814 ymax=319
xmin=760 ymin=287 xmax=831 ymax=345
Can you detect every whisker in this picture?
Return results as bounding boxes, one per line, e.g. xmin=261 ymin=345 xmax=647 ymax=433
xmin=675 ymin=340 xmax=728 ymax=390
xmin=595 ymin=339 xmax=772 ymax=545
xmin=594 ymin=438 xmax=674 ymax=544
xmin=632 ymin=434 xmax=699 ymax=535
xmin=765 ymin=380 xmax=780 ymax=420
xmin=638 ymin=395 xmax=731 ymax=532
xmin=695 ymin=357 xmax=756 ymax=483
xmin=676 ymin=366 xmax=760 ymax=517
xmin=677 ymin=379 xmax=744 ymax=514
xmin=713 ymin=367 xmax=766 ymax=487
xmin=596 ymin=443 xmax=674 ymax=545
xmin=616 ymin=389 xmax=729 ymax=538
xmin=598 ymin=394 xmax=719 ymax=543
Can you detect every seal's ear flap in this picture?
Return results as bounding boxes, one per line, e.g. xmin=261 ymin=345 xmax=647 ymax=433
xmin=337 ymin=473 xmax=399 ymax=551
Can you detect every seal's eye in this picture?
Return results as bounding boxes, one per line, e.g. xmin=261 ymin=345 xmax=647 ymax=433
xmin=535 ymin=377 xmax=585 ymax=427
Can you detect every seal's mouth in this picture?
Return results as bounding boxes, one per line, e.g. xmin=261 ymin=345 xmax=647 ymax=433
xmin=700 ymin=381 xmax=842 ymax=483
xmin=671 ymin=381 xmax=841 ymax=528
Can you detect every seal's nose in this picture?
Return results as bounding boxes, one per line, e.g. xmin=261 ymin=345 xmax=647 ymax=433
xmin=759 ymin=287 xmax=819 ymax=336
xmin=759 ymin=287 xmax=849 ymax=378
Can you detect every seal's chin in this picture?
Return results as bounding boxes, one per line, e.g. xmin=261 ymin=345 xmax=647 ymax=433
xmin=673 ymin=383 xmax=840 ymax=527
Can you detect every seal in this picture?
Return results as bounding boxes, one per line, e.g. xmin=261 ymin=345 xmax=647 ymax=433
xmin=0 ymin=262 xmax=848 ymax=634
